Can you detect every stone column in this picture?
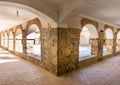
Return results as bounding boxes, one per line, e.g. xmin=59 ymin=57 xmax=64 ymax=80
xmin=41 ymin=28 xmax=58 ymax=76
xmin=98 ymin=31 xmax=104 ymax=60
xmin=91 ymin=38 xmax=98 ymax=55
xmin=7 ymin=33 xmax=9 ymax=49
xmin=58 ymin=28 xmax=80 ymax=76
xmin=13 ymin=32 xmax=15 ymax=52
xmin=22 ymin=30 xmax=27 ymax=55
xmin=3 ymin=35 xmax=5 ymax=47
xmin=113 ymin=33 xmax=117 ymax=54
xmin=0 ymin=33 xmax=1 ymax=47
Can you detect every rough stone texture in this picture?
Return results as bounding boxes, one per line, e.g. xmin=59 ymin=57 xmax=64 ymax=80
xmin=41 ymin=28 xmax=58 ymax=75
xmin=98 ymin=31 xmax=104 ymax=60
xmin=113 ymin=33 xmax=117 ymax=53
xmin=22 ymin=30 xmax=27 ymax=55
xmin=7 ymin=33 xmax=9 ymax=50
xmin=105 ymin=39 xmax=113 ymax=54
xmin=58 ymin=28 xmax=80 ymax=76
xmin=81 ymin=18 xmax=98 ymax=29
xmin=13 ymin=32 xmax=15 ymax=52
xmin=104 ymin=25 xmax=114 ymax=32
xmin=91 ymin=38 xmax=98 ymax=55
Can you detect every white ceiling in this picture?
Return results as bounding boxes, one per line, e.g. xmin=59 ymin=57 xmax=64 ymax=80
xmin=0 ymin=5 xmax=38 ymax=31
xmin=1 ymin=0 xmax=120 ymax=31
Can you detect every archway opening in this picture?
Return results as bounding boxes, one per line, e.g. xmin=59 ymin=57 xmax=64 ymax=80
xmin=9 ymin=31 xmax=13 ymax=51
xmin=26 ymin=24 xmax=41 ymax=60
xmin=79 ymin=24 xmax=98 ymax=60
xmin=1 ymin=33 xmax=4 ymax=47
xmin=4 ymin=33 xmax=8 ymax=48
xmin=116 ymin=31 xmax=120 ymax=52
xmin=15 ymin=29 xmax=23 ymax=53
xmin=103 ymin=28 xmax=113 ymax=55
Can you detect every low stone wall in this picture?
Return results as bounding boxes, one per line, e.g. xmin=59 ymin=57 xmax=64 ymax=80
xmin=79 ymin=56 xmax=98 ymax=68
xmin=91 ymin=38 xmax=98 ymax=55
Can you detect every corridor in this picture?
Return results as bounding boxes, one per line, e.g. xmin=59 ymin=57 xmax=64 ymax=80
xmin=0 ymin=48 xmax=120 ymax=85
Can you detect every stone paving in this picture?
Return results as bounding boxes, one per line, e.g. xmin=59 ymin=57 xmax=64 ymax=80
xmin=0 ymin=48 xmax=120 ymax=85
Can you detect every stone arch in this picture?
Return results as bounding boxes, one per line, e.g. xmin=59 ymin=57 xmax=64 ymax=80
xmin=81 ymin=18 xmax=99 ymax=38
xmin=26 ymin=18 xmax=42 ymax=60
xmin=103 ymin=25 xmax=114 ymax=55
xmin=8 ymin=29 xmax=14 ymax=51
xmin=26 ymin=18 xmax=42 ymax=33
xmin=79 ymin=20 xmax=99 ymax=59
xmin=15 ymin=25 xmax=23 ymax=53
xmin=104 ymin=25 xmax=114 ymax=32
xmin=81 ymin=18 xmax=99 ymax=31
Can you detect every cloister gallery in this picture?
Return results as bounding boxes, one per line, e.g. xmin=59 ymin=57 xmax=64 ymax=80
xmin=1 ymin=0 xmax=120 ymax=85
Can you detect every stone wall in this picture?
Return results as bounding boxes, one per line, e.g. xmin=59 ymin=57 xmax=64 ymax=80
xmin=41 ymin=28 xmax=58 ymax=75
xmin=113 ymin=33 xmax=117 ymax=53
xmin=58 ymin=28 xmax=80 ymax=76
xmin=98 ymin=31 xmax=104 ymax=60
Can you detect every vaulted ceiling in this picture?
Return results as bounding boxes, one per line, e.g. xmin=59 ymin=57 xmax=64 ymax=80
xmin=0 ymin=0 xmax=120 ymax=31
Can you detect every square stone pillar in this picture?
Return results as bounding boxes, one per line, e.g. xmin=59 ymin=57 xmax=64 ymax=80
xmin=3 ymin=35 xmax=5 ymax=48
xmin=58 ymin=28 xmax=80 ymax=76
xmin=7 ymin=34 xmax=9 ymax=49
xmin=98 ymin=31 xmax=104 ymax=60
xmin=113 ymin=33 xmax=117 ymax=53
xmin=91 ymin=38 xmax=98 ymax=55
xmin=41 ymin=28 xmax=58 ymax=76
xmin=22 ymin=30 xmax=27 ymax=54
xmin=41 ymin=28 xmax=80 ymax=76
xmin=13 ymin=32 xmax=15 ymax=52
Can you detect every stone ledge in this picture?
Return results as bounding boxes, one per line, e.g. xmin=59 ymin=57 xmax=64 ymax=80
xmin=79 ymin=56 xmax=98 ymax=69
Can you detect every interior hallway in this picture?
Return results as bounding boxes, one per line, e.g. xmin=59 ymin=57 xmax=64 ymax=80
xmin=0 ymin=48 xmax=120 ymax=85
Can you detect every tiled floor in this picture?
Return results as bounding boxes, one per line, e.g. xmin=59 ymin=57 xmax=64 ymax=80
xmin=0 ymin=48 xmax=120 ymax=85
